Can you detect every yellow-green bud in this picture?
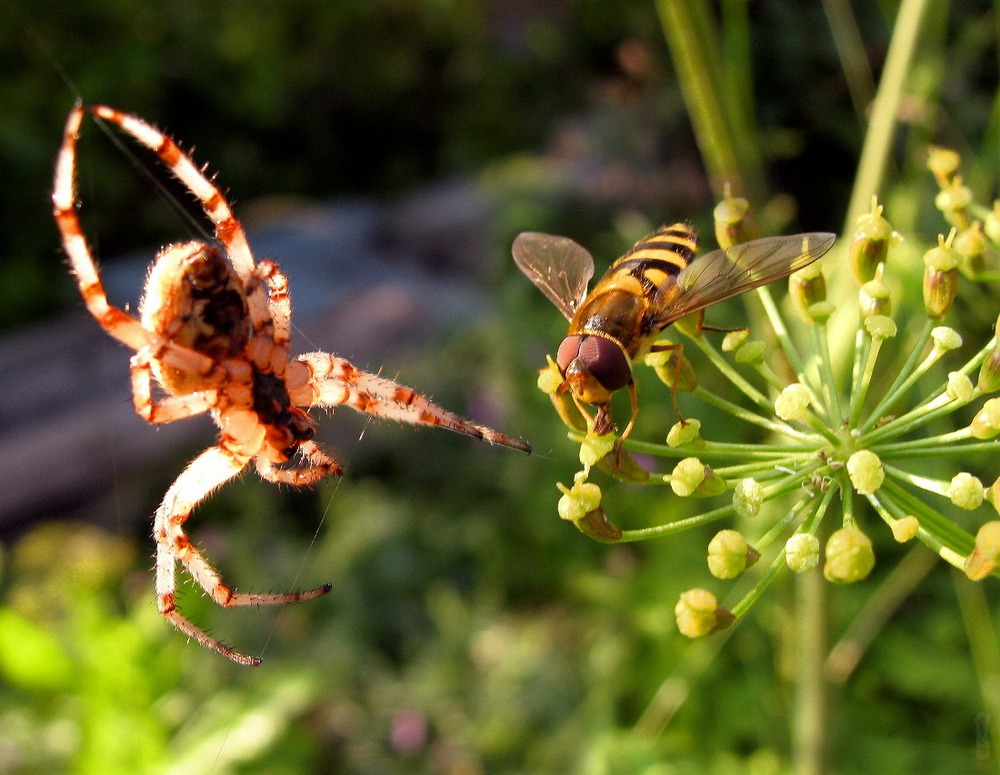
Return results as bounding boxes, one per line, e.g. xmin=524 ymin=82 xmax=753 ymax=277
xmin=948 ymin=472 xmax=985 ymax=510
xmin=707 ymin=530 xmax=758 ymax=579
xmin=934 ymin=178 xmax=973 ymax=229
xmin=537 ymin=357 xmax=564 ymax=394
xmin=721 ymin=330 xmax=749 ymax=351
xmin=774 ymin=383 xmax=812 ymax=422
xmin=931 ymin=326 xmax=962 ymax=353
xmin=734 ymin=340 xmax=766 ymax=365
xmin=556 ymin=474 xmax=602 ymax=522
xmin=964 ymin=521 xmax=1000 ymax=580
xmin=646 ymin=346 xmax=697 ymax=393
xmin=927 ymin=146 xmax=962 ymax=187
xmin=849 ymin=199 xmax=893 ymax=285
xmin=573 ymin=505 xmax=623 ymax=543
xmin=674 ymin=588 xmax=734 ymax=638
xmin=667 ymin=458 xmax=726 ymax=497
xmin=733 ymin=478 xmax=764 ymax=519
xmin=823 ymin=527 xmax=875 ymax=583
xmin=790 ymin=262 xmax=827 ymax=320
xmin=785 ymin=533 xmax=821 ymax=573
xmin=946 ymin=372 xmax=974 ymax=403
xmin=864 ymin=315 xmax=897 ymax=341
xmin=805 ymin=301 xmax=836 ymax=325
xmin=891 ymin=515 xmax=920 ymax=542
xmin=847 ymin=450 xmax=884 ymax=495
xmin=859 ymin=279 xmax=891 ymax=319
xmin=667 ymin=418 xmax=702 ymax=448
xmin=954 ymin=223 xmax=987 ymax=277
xmin=970 ymin=398 xmax=1000 ymax=439
xmin=986 ymin=202 xmax=1000 ymax=244
xmin=977 ymin=346 xmax=1000 ymax=394
xmin=579 ymin=430 xmax=616 ymax=468
xmin=988 ymin=478 xmax=1000 ymax=517
xmin=923 ymin=235 xmax=960 ymax=320
xmin=713 ymin=187 xmax=755 ymax=249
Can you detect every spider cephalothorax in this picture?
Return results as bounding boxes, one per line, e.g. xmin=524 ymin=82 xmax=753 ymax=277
xmin=53 ymin=103 xmax=529 ymax=665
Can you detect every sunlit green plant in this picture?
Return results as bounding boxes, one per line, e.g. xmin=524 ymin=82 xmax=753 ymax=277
xmin=542 ymin=174 xmax=1000 ymax=637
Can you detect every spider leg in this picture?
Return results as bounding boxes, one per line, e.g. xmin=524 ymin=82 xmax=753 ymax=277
xmin=85 ymin=104 xmax=271 ymax=335
xmin=288 ymin=353 xmax=531 ymax=453
xmin=245 ymin=258 xmax=291 ymax=374
xmin=53 ymin=106 xmax=150 ymax=351
xmin=156 ymin=444 xmax=332 ymax=666
xmin=256 ymin=439 xmax=342 ymax=484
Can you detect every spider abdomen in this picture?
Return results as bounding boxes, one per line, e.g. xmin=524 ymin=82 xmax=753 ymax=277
xmin=140 ymin=242 xmax=251 ymax=395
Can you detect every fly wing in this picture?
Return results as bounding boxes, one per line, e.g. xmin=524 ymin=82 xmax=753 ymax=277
xmin=654 ymin=232 xmax=836 ymax=328
xmin=513 ymin=232 xmax=595 ymax=321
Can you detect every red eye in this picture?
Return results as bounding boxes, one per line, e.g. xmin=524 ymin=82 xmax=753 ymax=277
xmin=556 ymin=335 xmax=583 ymax=374
xmin=578 ymin=337 xmax=631 ymax=391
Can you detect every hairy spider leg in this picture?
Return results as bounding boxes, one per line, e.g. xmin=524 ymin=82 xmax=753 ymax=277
xmin=86 ymin=104 xmax=273 ymax=338
xmin=155 ymin=442 xmax=332 ymax=666
xmin=54 ymin=106 xmax=232 ymax=387
xmin=289 ymin=353 xmax=532 ymax=453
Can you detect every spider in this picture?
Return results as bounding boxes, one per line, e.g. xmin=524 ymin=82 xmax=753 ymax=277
xmin=52 ymin=103 xmax=530 ymax=666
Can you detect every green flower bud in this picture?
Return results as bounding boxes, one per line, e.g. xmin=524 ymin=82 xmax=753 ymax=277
xmin=891 ymin=516 xmax=920 ymax=543
xmin=537 ymin=357 xmax=564 ymax=394
xmin=931 ymin=326 xmax=962 ymax=353
xmin=849 ymin=198 xmax=893 ymax=285
xmin=721 ymin=330 xmax=749 ymax=352
xmin=985 ymin=201 xmax=1000 ymax=244
xmin=954 ymin=222 xmax=987 ymax=278
xmin=556 ymin=474 xmax=602 ymax=522
xmin=946 ymin=372 xmax=974 ymax=402
xmin=669 ymin=458 xmax=705 ymax=496
xmin=923 ymin=235 xmax=960 ymax=320
xmin=864 ymin=315 xmax=897 ymax=341
xmin=964 ymin=521 xmax=1000 ymax=580
xmin=977 ymin=346 xmax=1000 ymax=394
xmin=668 ymin=458 xmax=725 ymax=497
xmin=927 ymin=146 xmax=962 ymax=187
xmin=948 ymin=472 xmax=985 ymax=510
xmin=970 ymin=398 xmax=1000 ymax=439
xmin=707 ymin=530 xmax=759 ymax=579
xmin=859 ymin=279 xmax=891 ymax=319
xmin=713 ymin=187 xmax=755 ymax=249
xmin=804 ymin=301 xmax=836 ymax=325
xmin=674 ymin=588 xmax=734 ymax=638
xmin=734 ymin=340 xmax=766 ymax=365
xmin=934 ymin=178 xmax=974 ymax=229
xmin=579 ymin=430 xmax=616 ymax=468
xmin=823 ymin=527 xmax=876 ymax=583
xmin=988 ymin=478 xmax=1000 ymax=517
xmin=785 ymin=533 xmax=821 ymax=573
xmin=774 ymin=383 xmax=812 ymax=422
xmin=645 ymin=345 xmax=697 ymax=393
xmin=733 ymin=478 xmax=764 ymax=519
xmin=790 ymin=262 xmax=827 ymax=320
xmin=666 ymin=418 xmax=702 ymax=448
xmin=847 ymin=450 xmax=884 ymax=495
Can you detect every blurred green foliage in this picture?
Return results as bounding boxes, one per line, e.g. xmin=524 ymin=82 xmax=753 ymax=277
xmin=1 ymin=0 xmax=998 ymax=773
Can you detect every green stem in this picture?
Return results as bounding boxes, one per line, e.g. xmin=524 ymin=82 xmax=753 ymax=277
xmin=654 ymin=0 xmax=763 ymax=200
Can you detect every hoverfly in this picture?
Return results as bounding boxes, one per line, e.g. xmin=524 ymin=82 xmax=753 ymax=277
xmin=513 ymin=223 xmax=836 ymax=445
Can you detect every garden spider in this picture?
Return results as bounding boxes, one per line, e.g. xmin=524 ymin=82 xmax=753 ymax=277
xmin=52 ymin=104 xmax=530 ymax=666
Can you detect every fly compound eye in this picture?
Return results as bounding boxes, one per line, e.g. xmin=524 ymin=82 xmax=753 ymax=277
xmin=578 ymin=336 xmax=631 ymax=391
xmin=556 ymin=335 xmax=583 ymax=374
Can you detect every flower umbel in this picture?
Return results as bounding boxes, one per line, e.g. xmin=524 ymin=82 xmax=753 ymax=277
xmin=540 ymin=184 xmax=1000 ymax=637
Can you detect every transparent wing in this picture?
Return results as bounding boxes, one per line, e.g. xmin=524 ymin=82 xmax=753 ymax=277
xmin=654 ymin=232 xmax=836 ymax=327
xmin=512 ymin=232 xmax=595 ymax=321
